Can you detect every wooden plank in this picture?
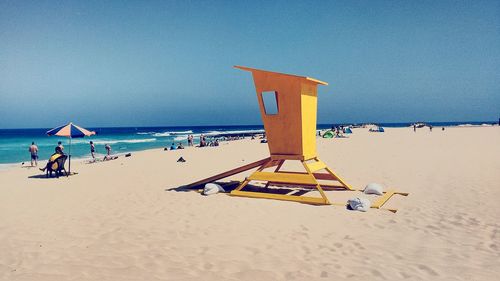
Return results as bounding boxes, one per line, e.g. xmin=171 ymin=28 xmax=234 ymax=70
xmin=371 ymin=190 xmax=396 ymax=209
xmin=306 ymin=161 xmax=326 ymax=172
xmin=230 ymin=190 xmax=329 ymax=205
xmin=268 ymin=182 xmax=350 ymax=191
xmin=323 ymin=166 xmax=354 ymax=190
xmin=248 ymin=171 xmax=318 ymax=185
xmin=185 ymin=158 xmax=271 ymax=188
xmin=312 ymin=173 xmax=337 ymax=180
xmin=270 ymin=154 xmax=304 ymax=161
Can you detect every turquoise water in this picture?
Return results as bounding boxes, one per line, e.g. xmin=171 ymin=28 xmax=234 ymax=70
xmin=0 ymin=125 xmax=267 ymax=165
xmin=0 ymin=122 xmax=496 ymax=165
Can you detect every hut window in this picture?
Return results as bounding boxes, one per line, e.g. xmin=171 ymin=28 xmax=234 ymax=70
xmin=262 ymin=91 xmax=278 ymax=115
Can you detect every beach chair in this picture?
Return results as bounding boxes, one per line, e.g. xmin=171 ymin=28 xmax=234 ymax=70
xmin=46 ymin=155 xmax=68 ymax=178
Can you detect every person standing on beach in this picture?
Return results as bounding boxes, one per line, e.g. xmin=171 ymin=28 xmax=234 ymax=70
xmin=105 ymin=144 xmax=111 ymax=156
xmin=57 ymin=141 xmax=64 ymax=153
xmin=199 ymin=134 xmax=206 ymax=147
xmin=188 ymin=135 xmax=193 ymax=146
xmin=413 ymin=124 xmax=416 ymax=132
xmin=90 ymin=141 xmax=96 ymax=160
xmin=28 ymin=142 xmax=38 ymax=166
xmin=429 ymin=125 xmax=433 ymax=132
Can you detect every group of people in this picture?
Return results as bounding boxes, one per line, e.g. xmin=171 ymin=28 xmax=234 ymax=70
xmin=28 ymin=141 xmax=64 ymax=167
xmin=167 ymin=142 xmax=185 ymax=150
xmin=413 ymin=124 xmax=443 ymax=132
xmin=90 ymin=141 xmax=114 ymax=161
xmin=199 ymin=134 xmax=220 ymax=147
xmin=28 ymin=140 xmax=115 ymax=169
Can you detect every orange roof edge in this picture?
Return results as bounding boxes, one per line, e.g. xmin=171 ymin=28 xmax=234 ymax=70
xmin=234 ymin=65 xmax=328 ymax=86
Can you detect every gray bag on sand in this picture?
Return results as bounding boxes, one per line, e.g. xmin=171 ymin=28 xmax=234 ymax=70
xmin=348 ymin=197 xmax=371 ymax=212
xmin=203 ymin=183 xmax=225 ymax=196
xmin=364 ymin=183 xmax=384 ymax=195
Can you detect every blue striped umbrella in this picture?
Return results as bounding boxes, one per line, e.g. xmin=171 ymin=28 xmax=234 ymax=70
xmin=47 ymin=122 xmax=95 ymax=174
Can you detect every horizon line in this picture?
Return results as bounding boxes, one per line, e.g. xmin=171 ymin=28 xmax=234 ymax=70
xmin=0 ymin=120 xmax=497 ymax=130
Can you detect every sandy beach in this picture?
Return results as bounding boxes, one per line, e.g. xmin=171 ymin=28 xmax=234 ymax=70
xmin=0 ymin=126 xmax=499 ymax=280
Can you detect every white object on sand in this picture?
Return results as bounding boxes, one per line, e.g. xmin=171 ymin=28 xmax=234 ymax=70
xmin=364 ymin=183 xmax=384 ymax=195
xmin=203 ymin=183 xmax=225 ymax=195
xmin=348 ymin=197 xmax=371 ymax=212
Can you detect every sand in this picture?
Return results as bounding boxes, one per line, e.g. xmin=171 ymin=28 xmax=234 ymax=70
xmin=0 ymin=126 xmax=499 ymax=280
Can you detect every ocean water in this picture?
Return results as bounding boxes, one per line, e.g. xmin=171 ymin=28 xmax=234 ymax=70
xmin=0 ymin=122 xmax=496 ymax=165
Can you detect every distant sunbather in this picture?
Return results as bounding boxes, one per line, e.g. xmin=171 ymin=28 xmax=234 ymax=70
xmin=103 ymin=155 xmax=118 ymax=161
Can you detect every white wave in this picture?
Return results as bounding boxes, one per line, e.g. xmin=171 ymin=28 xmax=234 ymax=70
xmin=169 ymin=130 xmax=193 ymax=134
xmin=152 ymin=130 xmax=193 ymax=137
xmin=173 ymin=135 xmax=188 ymax=141
xmin=90 ymin=138 xmax=157 ymax=145
xmin=458 ymin=123 xmax=494 ymax=127
xmin=203 ymin=129 xmax=265 ymax=136
xmin=152 ymin=132 xmax=171 ymax=137
xmin=136 ymin=132 xmax=156 ymax=135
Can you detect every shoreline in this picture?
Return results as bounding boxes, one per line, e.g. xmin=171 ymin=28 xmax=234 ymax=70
xmin=1 ymin=124 xmax=498 ymax=170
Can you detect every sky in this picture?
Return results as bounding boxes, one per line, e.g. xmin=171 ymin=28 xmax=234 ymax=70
xmin=0 ymin=0 xmax=499 ymax=128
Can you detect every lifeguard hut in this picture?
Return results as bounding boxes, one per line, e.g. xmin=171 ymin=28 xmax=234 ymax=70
xmin=186 ymin=66 xmax=355 ymax=205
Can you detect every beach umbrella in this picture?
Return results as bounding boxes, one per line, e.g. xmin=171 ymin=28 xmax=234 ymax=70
xmin=46 ymin=122 xmax=95 ymax=174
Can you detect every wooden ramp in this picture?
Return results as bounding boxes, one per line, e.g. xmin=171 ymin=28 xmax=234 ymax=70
xmin=184 ymin=158 xmax=271 ymax=188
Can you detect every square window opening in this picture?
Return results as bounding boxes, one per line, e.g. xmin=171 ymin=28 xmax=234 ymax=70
xmin=262 ymin=91 xmax=279 ymax=115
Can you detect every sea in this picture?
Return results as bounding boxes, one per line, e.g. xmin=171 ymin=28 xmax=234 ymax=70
xmin=0 ymin=121 xmax=496 ymax=167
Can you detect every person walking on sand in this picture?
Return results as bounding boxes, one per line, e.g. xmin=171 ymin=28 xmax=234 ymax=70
xmin=105 ymin=143 xmax=111 ymax=156
xmin=413 ymin=124 xmax=416 ymax=132
xmin=90 ymin=141 xmax=96 ymax=160
xmin=28 ymin=142 xmax=38 ymax=166
xmin=429 ymin=125 xmax=433 ymax=132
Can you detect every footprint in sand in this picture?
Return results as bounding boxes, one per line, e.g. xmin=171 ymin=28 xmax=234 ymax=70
xmin=353 ymin=241 xmax=366 ymax=250
xmin=301 ymin=245 xmax=311 ymax=255
xmin=203 ymin=263 xmax=213 ymax=270
xmin=416 ymin=264 xmax=439 ymax=276
xmin=371 ymin=269 xmax=385 ymax=279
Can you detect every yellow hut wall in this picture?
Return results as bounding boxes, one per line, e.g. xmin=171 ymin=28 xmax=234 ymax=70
xmin=300 ymin=82 xmax=318 ymax=160
xmin=252 ymin=71 xmax=304 ymax=157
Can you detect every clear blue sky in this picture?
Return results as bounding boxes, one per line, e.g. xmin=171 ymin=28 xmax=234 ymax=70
xmin=1 ymin=0 xmax=499 ymax=128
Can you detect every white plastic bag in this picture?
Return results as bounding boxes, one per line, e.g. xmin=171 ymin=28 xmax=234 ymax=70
xmin=364 ymin=183 xmax=384 ymax=195
xmin=203 ymin=183 xmax=225 ymax=195
xmin=347 ymin=197 xmax=371 ymax=212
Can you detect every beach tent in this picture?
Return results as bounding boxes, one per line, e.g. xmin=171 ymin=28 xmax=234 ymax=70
xmin=322 ymin=130 xmax=335 ymax=138
xmin=369 ymin=126 xmax=385 ymax=133
xmin=47 ymin=122 xmax=95 ymax=174
xmin=344 ymin=127 xmax=352 ymax=134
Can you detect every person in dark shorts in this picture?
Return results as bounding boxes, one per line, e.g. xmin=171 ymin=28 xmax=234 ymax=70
xmin=29 ymin=142 xmax=38 ymax=166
